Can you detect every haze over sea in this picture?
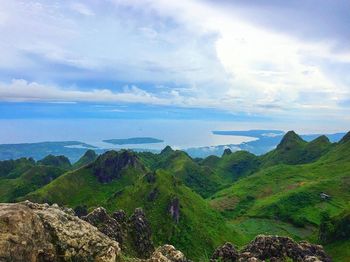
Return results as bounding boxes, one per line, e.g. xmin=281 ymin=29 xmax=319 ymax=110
xmin=0 ymin=119 xmax=346 ymax=151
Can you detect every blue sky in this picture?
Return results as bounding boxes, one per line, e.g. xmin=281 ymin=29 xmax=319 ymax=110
xmin=0 ymin=0 xmax=350 ymax=129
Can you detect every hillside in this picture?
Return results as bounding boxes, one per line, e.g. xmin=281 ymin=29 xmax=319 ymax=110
xmin=260 ymin=131 xmax=332 ymax=166
xmin=139 ymin=146 xmax=228 ymax=198
xmin=0 ymin=165 xmax=65 ymax=202
xmin=72 ymin=149 xmax=98 ymax=169
xmin=23 ymin=149 xmax=244 ymax=259
xmin=2 ymin=131 xmax=349 ymax=261
xmin=209 ymin=131 xmax=350 ymax=259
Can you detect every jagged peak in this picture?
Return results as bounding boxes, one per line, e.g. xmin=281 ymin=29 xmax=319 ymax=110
xmin=92 ymin=150 xmax=143 ymax=183
xmin=339 ymin=131 xmax=350 ymax=144
xmin=276 ymin=131 xmax=305 ymax=150
xmin=160 ymin=145 xmax=174 ymax=155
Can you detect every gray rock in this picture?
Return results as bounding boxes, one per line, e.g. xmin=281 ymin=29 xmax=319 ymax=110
xmin=0 ymin=201 xmax=120 ymax=262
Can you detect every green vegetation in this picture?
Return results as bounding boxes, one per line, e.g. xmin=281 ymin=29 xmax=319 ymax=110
xmin=38 ymin=154 xmax=72 ymax=170
xmin=1 ymin=131 xmax=349 ymax=261
xmin=72 ymin=149 xmax=98 ymax=169
xmin=0 ymin=165 xmax=65 ymax=202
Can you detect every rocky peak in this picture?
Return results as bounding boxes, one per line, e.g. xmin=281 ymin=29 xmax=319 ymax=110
xmin=82 ymin=206 xmax=154 ymax=259
xmin=128 ymin=208 xmax=155 ymax=258
xmin=92 ymin=150 xmax=143 ymax=183
xmin=113 ymin=209 xmax=127 ymax=223
xmin=276 ymin=131 xmax=306 ymax=151
xmin=82 ymin=207 xmax=125 ymax=245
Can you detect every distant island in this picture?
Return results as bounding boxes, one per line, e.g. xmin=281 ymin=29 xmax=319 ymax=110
xmin=103 ymin=137 xmax=164 ymax=145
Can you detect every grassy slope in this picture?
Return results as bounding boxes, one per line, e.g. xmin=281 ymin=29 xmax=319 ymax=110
xmin=201 ymin=150 xmax=261 ymax=182
xmin=139 ymin=149 xmax=227 ymax=198
xmin=23 ymin=156 xmax=244 ymax=260
xmin=24 ymin=165 xmax=143 ymax=207
xmin=72 ymin=149 xmax=98 ymax=169
xmin=209 ymin=137 xmax=350 ymax=260
xmin=105 ymin=169 xmax=244 ymax=259
xmin=0 ymin=165 xmax=64 ymax=202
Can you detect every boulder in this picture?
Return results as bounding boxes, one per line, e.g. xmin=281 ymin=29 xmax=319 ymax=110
xmin=241 ymin=235 xmax=331 ymax=262
xmin=147 ymin=245 xmax=189 ymax=262
xmin=0 ymin=201 xmax=120 ymax=262
xmin=211 ymin=242 xmax=239 ymax=262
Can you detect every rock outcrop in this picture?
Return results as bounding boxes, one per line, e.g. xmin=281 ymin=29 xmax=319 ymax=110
xmin=147 ymin=245 xmax=189 ymax=262
xmin=83 ymin=206 xmax=154 ymax=259
xmin=128 ymin=208 xmax=154 ymax=258
xmin=211 ymin=242 xmax=239 ymax=262
xmin=0 ymin=201 xmax=120 ymax=262
xmin=82 ymin=207 xmax=125 ymax=245
xmin=211 ymin=235 xmax=331 ymax=262
xmin=0 ymin=201 xmax=332 ymax=262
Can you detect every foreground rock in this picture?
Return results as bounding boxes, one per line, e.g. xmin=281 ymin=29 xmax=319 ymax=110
xmin=0 ymin=201 xmax=120 ymax=262
xmin=211 ymin=235 xmax=331 ymax=262
xmin=131 ymin=245 xmax=189 ymax=262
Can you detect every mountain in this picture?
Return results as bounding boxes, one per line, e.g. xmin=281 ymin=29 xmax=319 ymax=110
xmin=260 ymin=131 xmax=332 ymax=166
xmin=141 ymin=147 xmax=227 ymax=198
xmin=0 ymin=165 xmax=64 ymax=202
xmin=23 ymin=150 xmax=244 ymax=259
xmin=209 ymin=131 xmax=350 ymax=259
xmin=0 ymin=157 xmax=35 ymax=179
xmin=104 ymin=169 xmax=243 ymax=259
xmin=38 ymin=154 xmax=72 ymax=170
xmin=2 ymin=130 xmax=349 ymax=260
xmin=24 ymin=150 xmax=146 ymax=207
xmin=72 ymin=149 xmax=98 ymax=169
xmin=201 ymin=150 xmax=260 ymax=182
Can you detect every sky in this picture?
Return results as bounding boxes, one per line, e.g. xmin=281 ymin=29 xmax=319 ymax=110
xmin=0 ymin=0 xmax=350 ymax=132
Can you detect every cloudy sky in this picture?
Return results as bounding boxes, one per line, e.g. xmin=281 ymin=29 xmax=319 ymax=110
xmin=0 ymin=0 xmax=350 ymax=129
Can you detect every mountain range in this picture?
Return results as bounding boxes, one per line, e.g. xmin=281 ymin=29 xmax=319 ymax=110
xmin=0 ymin=131 xmax=349 ymax=261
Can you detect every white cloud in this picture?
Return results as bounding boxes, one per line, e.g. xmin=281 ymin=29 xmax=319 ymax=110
xmin=70 ymin=3 xmax=95 ymax=16
xmin=0 ymin=0 xmax=349 ymax=120
xmin=0 ymin=79 xmax=165 ymax=104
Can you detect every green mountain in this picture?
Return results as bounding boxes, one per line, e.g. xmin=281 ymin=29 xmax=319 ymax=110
xmin=210 ymin=131 xmax=350 ymax=259
xmin=2 ymin=130 xmax=350 ymax=261
xmin=201 ymin=150 xmax=261 ymax=182
xmin=259 ymin=131 xmax=333 ymax=167
xmin=38 ymin=154 xmax=72 ymax=170
xmin=139 ymin=146 xmax=227 ymax=198
xmin=23 ymin=149 xmax=244 ymax=259
xmin=72 ymin=149 xmax=98 ymax=169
